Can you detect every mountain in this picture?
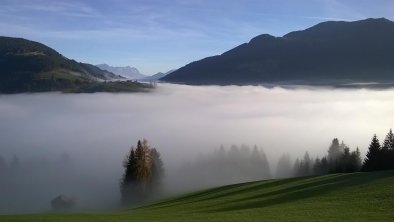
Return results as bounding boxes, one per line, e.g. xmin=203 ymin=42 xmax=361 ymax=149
xmin=141 ymin=69 xmax=176 ymax=81
xmin=0 ymin=36 xmax=150 ymax=93
xmin=96 ymin=64 xmax=146 ymax=79
xmin=162 ymin=18 xmax=394 ymax=85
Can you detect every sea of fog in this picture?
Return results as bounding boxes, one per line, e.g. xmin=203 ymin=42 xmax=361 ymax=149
xmin=1 ymin=83 xmax=394 ymax=214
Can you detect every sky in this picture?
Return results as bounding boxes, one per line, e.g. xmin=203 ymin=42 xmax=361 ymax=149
xmin=1 ymin=0 xmax=393 ymax=75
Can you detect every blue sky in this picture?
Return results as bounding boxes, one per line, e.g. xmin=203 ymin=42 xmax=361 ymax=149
xmin=1 ymin=0 xmax=393 ymax=75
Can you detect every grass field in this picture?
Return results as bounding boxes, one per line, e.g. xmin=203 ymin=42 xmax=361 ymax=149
xmin=2 ymin=170 xmax=394 ymax=222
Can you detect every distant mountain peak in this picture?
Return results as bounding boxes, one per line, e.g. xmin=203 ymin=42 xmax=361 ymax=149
xmin=96 ymin=64 xmax=146 ymax=79
xmin=249 ymin=34 xmax=276 ymax=44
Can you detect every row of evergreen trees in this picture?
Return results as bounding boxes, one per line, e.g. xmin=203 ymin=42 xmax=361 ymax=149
xmin=173 ymin=145 xmax=271 ymax=190
xmin=293 ymin=138 xmax=362 ymax=177
xmin=120 ymin=131 xmax=394 ymax=205
xmin=363 ymin=129 xmax=394 ymax=171
xmin=120 ymin=139 xmax=164 ymax=206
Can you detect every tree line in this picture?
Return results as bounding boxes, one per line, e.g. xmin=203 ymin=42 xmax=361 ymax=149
xmin=174 ymin=145 xmax=271 ymax=190
xmin=292 ymin=138 xmax=362 ymax=177
xmin=362 ymin=129 xmax=394 ymax=171
xmin=121 ymin=130 xmax=394 ymax=205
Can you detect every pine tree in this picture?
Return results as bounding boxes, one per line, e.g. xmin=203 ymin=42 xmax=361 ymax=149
xmin=293 ymin=158 xmax=301 ymax=176
xmin=120 ymin=148 xmax=138 ymax=205
xmin=362 ymin=134 xmax=381 ymax=171
xmin=256 ymin=147 xmax=271 ymax=179
xmin=382 ymin=129 xmax=394 ymax=150
xmin=313 ymin=157 xmax=329 ymax=175
xmin=302 ymin=152 xmax=312 ymax=176
xmin=328 ymin=138 xmax=341 ymax=161
xmin=0 ymin=155 xmax=6 ymax=176
xmin=381 ymin=129 xmax=394 ymax=169
xmin=320 ymin=157 xmax=329 ymax=174
xmin=276 ymin=153 xmax=292 ymax=178
xmin=327 ymin=138 xmax=344 ymax=173
xmin=150 ymin=148 xmax=164 ymax=192
xmin=340 ymin=147 xmax=351 ymax=172
xmin=348 ymin=147 xmax=362 ymax=172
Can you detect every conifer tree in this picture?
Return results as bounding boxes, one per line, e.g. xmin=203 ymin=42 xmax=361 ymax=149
xmin=320 ymin=157 xmax=329 ymax=173
xmin=302 ymin=152 xmax=312 ymax=176
xmin=362 ymin=134 xmax=381 ymax=171
xmin=312 ymin=157 xmax=329 ymax=175
xmin=313 ymin=157 xmax=322 ymax=175
xmin=120 ymin=139 xmax=164 ymax=206
xmin=381 ymin=129 xmax=394 ymax=169
xmin=276 ymin=153 xmax=292 ymax=178
xmin=382 ymin=129 xmax=394 ymax=150
xmin=293 ymin=158 xmax=301 ymax=176
xmin=120 ymin=148 xmax=138 ymax=205
xmin=150 ymin=148 xmax=164 ymax=192
xmin=0 ymin=155 xmax=6 ymax=176
xmin=348 ymin=147 xmax=362 ymax=172
xmin=328 ymin=138 xmax=341 ymax=161
xmin=327 ymin=138 xmax=344 ymax=172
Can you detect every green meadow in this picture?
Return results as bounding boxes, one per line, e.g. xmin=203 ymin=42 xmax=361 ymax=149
xmin=3 ymin=170 xmax=394 ymax=222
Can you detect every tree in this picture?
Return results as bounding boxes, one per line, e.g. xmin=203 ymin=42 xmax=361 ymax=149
xmin=328 ymin=138 xmax=342 ymax=161
xmin=120 ymin=148 xmax=138 ymax=205
xmin=340 ymin=147 xmax=351 ymax=172
xmin=293 ymin=158 xmax=301 ymax=176
xmin=339 ymin=146 xmax=360 ymax=173
xmin=120 ymin=139 xmax=164 ymax=206
xmin=320 ymin=157 xmax=329 ymax=173
xmin=276 ymin=154 xmax=292 ymax=178
xmin=150 ymin=148 xmax=164 ymax=193
xmin=0 ymin=155 xmax=6 ymax=176
xmin=362 ymin=134 xmax=381 ymax=171
xmin=381 ymin=129 xmax=394 ymax=169
xmin=327 ymin=138 xmax=344 ymax=173
xmin=248 ymin=146 xmax=271 ymax=179
xmin=294 ymin=152 xmax=313 ymax=177
xmin=313 ymin=158 xmax=321 ymax=175
xmin=348 ymin=147 xmax=362 ymax=172
xmin=302 ymin=152 xmax=312 ymax=176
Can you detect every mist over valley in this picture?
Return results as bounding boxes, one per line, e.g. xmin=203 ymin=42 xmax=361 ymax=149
xmin=1 ymin=84 xmax=393 ymax=214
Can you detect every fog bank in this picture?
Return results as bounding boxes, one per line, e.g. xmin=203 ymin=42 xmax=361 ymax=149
xmin=1 ymin=84 xmax=394 ymax=214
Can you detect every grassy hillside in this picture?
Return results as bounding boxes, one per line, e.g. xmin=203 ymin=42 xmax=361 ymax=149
xmin=3 ymin=170 xmax=394 ymax=221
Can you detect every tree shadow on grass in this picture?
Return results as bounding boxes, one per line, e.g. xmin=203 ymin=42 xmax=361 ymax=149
xmin=207 ymin=171 xmax=393 ymax=213
xmin=195 ymin=177 xmax=310 ymax=202
xmin=137 ymin=181 xmax=258 ymax=210
xmin=146 ymin=177 xmax=316 ymax=209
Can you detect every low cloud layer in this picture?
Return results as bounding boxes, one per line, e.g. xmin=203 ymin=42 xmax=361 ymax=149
xmin=1 ymin=84 xmax=394 ymax=214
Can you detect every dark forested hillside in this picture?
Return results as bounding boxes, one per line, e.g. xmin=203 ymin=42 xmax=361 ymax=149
xmin=162 ymin=18 xmax=394 ymax=85
xmin=0 ymin=37 xmax=139 ymax=93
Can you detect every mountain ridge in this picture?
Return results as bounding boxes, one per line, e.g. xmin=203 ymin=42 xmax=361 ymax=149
xmin=162 ymin=18 xmax=394 ymax=85
xmin=0 ymin=36 xmax=150 ymax=93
